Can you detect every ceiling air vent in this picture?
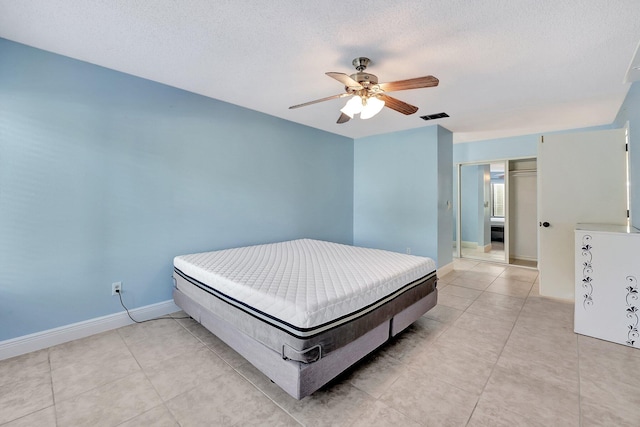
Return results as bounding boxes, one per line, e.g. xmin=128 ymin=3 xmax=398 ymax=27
xmin=420 ymin=112 xmax=449 ymax=121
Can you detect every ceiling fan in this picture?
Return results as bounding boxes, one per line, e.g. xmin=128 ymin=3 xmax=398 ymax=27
xmin=289 ymin=57 xmax=439 ymax=124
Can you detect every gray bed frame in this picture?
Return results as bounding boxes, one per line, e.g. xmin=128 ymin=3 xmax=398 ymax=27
xmin=173 ymin=278 xmax=437 ymax=399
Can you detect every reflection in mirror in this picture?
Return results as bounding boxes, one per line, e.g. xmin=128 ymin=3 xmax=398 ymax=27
xmin=455 ymin=162 xmax=507 ymax=263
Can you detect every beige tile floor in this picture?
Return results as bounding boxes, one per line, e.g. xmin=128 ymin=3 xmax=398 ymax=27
xmin=2 ymin=259 xmax=640 ymax=426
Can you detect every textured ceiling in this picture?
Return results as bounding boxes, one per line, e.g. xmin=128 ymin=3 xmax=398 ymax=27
xmin=1 ymin=1 xmax=639 ymax=143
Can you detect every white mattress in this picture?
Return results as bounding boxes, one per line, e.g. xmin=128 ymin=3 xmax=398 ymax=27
xmin=173 ymin=239 xmax=436 ymax=333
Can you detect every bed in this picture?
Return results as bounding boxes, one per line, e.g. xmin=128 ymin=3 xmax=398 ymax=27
xmin=172 ymin=238 xmax=438 ymax=399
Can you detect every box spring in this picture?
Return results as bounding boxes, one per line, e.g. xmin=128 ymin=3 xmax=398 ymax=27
xmin=173 ymin=286 xmax=437 ymax=399
xmin=173 ymin=267 xmax=436 ymax=363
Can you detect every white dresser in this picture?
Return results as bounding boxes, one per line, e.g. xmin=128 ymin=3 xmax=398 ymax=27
xmin=575 ymin=223 xmax=640 ymax=349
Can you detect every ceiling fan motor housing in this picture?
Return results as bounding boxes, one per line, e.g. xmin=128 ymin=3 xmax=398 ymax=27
xmin=348 ymin=72 xmax=378 ymax=90
xmin=352 ymin=57 xmax=370 ymax=71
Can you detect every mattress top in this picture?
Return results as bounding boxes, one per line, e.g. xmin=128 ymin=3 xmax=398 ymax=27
xmin=174 ymin=239 xmax=436 ymax=329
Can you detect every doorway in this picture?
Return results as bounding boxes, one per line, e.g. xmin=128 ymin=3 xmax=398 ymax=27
xmin=454 ymin=158 xmax=538 ymax=267
xmin=508 ymin=159 xmax=537 ymax=268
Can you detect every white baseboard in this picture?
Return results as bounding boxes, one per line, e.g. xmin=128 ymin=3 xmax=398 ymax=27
xmin=480 ymin=243 xmax=492 ymax=253
xmin=461 ymin=241 xmax=478 ymax=249
xmin=437 ymin=262 xmax=454 ymax=277
xmin=0 ymin=300 xmax=181 ymax=361
xmin=511 ymin=255 xmax=538 ymax=262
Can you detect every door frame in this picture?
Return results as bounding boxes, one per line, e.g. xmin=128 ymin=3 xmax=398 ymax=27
xmin=455 ymin=160 xmax=510 ymax=263
xmin=455 ymin=156 xmax=540 ymax=264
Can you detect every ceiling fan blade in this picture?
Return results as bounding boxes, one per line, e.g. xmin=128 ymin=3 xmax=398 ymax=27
xmin=378 ymin=94 xmax=419 ymax=115
xmin=337 ymin=113 xmax=351 ymax=124
xmin=289 ymin=93 xmax=350 ymax=109
xmin=326 ymin=72 xmax=363 ymax=89
xmin=377 ymin=76 xmax=439 ymax=92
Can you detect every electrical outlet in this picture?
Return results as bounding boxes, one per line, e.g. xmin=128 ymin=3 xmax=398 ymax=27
xmin=406 ymin=247 xmax=411 ymax=255
xmin=112 ymin=282 xmax=122 ymax=296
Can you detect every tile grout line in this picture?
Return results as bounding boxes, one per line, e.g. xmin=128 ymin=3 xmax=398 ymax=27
xmin=175 ymin=315 xmax=303 ymax=426
xmin=230 ymin=361 xmax=305 ymax=426
xmin=115 ymin=321 xmax=182 ymax=426
xmin=5 ymin=349 xmax=59 ymax=427
xmin=47 ymin=348 xmax=60 ymax=427
xmin=43 ymin=329 xmax=159 ymax=426
xmin=462 ymin=264 xmax=534 ymax=426
xmin=576 ymin=333 xmax=583 ymax=427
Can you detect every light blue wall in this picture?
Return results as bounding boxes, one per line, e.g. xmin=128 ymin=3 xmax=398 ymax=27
xmin=454 ymin=134 xmax=538 ymax=164
xmin=460 ymin=165 xmax=480 ymax=243
xmin=6 ymin=32 xmax=631 ymax=344
xmin=353 ymin=126 xmax=452 ymax=265
xmin=0 ymin=39 xmax=354 ymax=341
xmin=614 ymin=82 xmax=640 ymax=229
xmin=453 ymin=123 xmax=614 ymax=165
xmin=436 ymin=126 xmax=453 ymax=268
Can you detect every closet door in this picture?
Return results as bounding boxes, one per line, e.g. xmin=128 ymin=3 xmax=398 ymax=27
xmin=538 ymin=128 xmax=627 ymax=300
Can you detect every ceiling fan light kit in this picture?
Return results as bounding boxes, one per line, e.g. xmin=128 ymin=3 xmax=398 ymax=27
xmin=359 ymin=96 xmax=385 ymax=119
xmin=289 ymin=57 xmax=439 ymax=124
xmin=340 ymin=95 xmax=386 ymax=119
xmin=340 ymin=95 xmax=363 ymax=118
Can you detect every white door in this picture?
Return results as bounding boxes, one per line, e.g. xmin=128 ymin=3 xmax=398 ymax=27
xmin=538 ymin=128 xmax=627 ymax=300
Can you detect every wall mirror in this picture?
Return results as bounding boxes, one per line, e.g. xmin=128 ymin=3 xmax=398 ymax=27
xmin=454 ymin=161 xmax=508 ymax=263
